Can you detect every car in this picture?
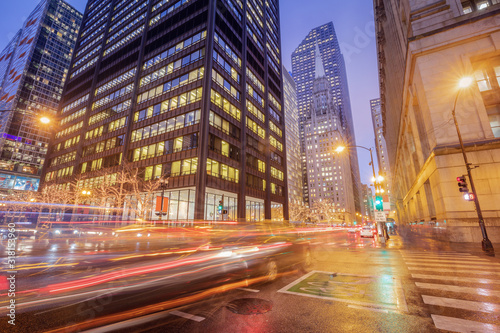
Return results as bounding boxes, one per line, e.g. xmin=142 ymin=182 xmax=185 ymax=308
xmin=360 ymin=226 xmax=376 ymax=238
xmin=36 ymin=223 xmax=80 ymax=239
xmin=208 ymin=223 xmax=312 ymax=282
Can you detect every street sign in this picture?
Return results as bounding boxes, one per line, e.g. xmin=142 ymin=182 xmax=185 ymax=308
xmin=375 ymin=211 xmax=386 ymax=222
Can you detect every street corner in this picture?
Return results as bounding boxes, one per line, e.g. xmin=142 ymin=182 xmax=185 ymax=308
xmin=277 ymin=270 xmax=408 ymax=313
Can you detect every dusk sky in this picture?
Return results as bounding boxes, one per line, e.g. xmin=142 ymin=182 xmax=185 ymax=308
xmin=0 ymin=0 xmax=380 ymax=187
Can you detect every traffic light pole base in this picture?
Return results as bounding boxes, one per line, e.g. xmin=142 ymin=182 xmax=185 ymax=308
xmin=482 ymin=238 xmax=495 ymax=257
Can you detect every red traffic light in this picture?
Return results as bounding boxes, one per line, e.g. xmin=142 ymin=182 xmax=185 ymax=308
xmin=457 ymin=175 xmax=468 ymax=192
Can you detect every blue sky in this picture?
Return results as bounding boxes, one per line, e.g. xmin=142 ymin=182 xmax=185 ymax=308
xmin=0 ymin=0 xmax=380 ymax=186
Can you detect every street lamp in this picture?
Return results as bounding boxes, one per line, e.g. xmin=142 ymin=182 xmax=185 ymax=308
xmin=336 ymin=144 xmax=389 ymax=241
xmin=452 ymin=77 xmax=494 ymax=256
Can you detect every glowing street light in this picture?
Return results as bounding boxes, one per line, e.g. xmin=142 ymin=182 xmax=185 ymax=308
xmin=81 ymin=190 xmax=91 ymax=196
xmin=335 ymin=145 xmax=346 ymax=153
xmin=458 ymin=76 xmax=473 ymax=88
xmin=40 ymin=116 xmax=50 ymax=124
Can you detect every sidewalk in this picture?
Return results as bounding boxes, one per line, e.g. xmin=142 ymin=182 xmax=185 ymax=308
xmin=385 ymin=229 xmax=500 ymax=260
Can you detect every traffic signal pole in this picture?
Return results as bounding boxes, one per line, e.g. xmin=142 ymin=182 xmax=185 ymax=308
xmin=452 ymin=95 xmax=494 ymax=256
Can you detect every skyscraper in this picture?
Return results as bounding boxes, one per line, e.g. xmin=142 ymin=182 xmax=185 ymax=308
xmin=43 ymin=0 xmax=287 ymax=221
xmin=283 ymin=66 xmax=302 ymax=206
xmin=291 ymin=22 xmax=361 ymax=216
xmin=370 ymin=98 xmax=390 ymax=192
xmin=0 ymin=0 xmax=82 ymax=192
xmin=303 ymin=46 xmax=354 ymax=223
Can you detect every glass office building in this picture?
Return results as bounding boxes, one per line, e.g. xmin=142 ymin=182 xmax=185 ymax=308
xmin=43 ymin=0 xmax=287 ymax=221
xmin=0 ymin=0 xmax=82 ymax=192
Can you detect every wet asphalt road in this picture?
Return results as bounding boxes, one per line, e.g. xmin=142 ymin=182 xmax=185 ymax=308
xmin=1 ymin=229 xmax=500 ymax=333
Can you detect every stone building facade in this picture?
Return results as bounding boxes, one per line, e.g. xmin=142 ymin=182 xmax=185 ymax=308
xmin=374 ymin=0 xmax=500 ymax=242
xmin=303 ymin=46 xmax=355 ymax=223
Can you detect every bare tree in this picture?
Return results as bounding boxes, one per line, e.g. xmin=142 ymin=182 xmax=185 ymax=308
xmin=125 ymin=168 xmax=169 ymax=221
xmin=289 ymin=202 xmax=312 ymax=222
xmin=312 ymin=199 xmax=338 ymax=224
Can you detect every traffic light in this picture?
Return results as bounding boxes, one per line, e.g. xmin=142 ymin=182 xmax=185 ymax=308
xmin=375 ymin=196 xmax=383 ymax=211
xmin=218 ymin=200 xmax=223 ymax=213
xmin=457 ymin=176 xmax=469 ymax=193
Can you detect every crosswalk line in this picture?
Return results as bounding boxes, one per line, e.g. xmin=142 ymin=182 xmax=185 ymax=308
xmin=412 ymin=274 xmax=500 ymax=285
xmin=431 ymin=314 xmax=500 ymax=333
xmin=401 ymin=251 xmax=471 ymax=256
xmin=402 ymin=255 xmax=480 ymax=260
xmin=407 ymin=266 xmax=500 ymax=276
xmin=405 ymin=258 xmax=490 ymax=266
xmin=405 ymin=262 xmax=500 ymax=270
xmin=422 ymin=295 xmax=500 ymax=313
xmin=415 ymin=282 xmax=500 ymax=297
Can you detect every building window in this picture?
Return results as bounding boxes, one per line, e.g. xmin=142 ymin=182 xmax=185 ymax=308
xmin=461 ymin=0 xmax=492 ymax=14
xmin=473 ymin=56 xmax=500 ymax=137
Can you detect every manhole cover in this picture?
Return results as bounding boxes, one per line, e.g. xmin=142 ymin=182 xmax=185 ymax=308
xmin=226 ymin=298 xmax=273 ymax=315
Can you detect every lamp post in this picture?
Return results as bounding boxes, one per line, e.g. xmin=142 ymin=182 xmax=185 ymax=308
xmin=335 ymin=144 xmax=389 ymax=241
xmin=452 ymin=77 xmax=494 ymax=256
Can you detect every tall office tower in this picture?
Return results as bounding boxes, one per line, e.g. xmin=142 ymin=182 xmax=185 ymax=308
xmin=303 ymin=49 xmax=354 ymax=223
xmin=361 ymin=184 xmax=374 ymax=221
xmin=43 ymin=0 xmax=287 ymax=221
xmin=374 ymin=0 xmax=500 ymax=241
xmin=282 ymin=66 xmax=302 ymax=206
xmin=370 ymin=98 xmax=390 ymax=192
xmin=291 ymin=22 xmax=361 ymax=217
xmin=0 ymin=0 xmax=82 ymax=192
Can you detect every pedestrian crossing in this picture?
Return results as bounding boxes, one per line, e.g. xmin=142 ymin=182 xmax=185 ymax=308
xmin=400 ymin=250 xmax=500 ymax=333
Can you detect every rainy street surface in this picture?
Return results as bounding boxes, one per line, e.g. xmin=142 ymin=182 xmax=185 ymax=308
xmin=1 ymin=225 xmax=500 ymax=333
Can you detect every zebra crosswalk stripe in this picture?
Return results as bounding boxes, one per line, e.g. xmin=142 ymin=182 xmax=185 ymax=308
xmin=415 ymin=282 xmax=500 ymax=297
xmin=412 ymin=274 xmax=500 ymax=284
xmin=404 ymin=262 xmax=500 ymax=269
xmin=422 ymin=295 xmax=499 ymax=314
xmin=407 ymin=266 xmax=500 ymax=276
xmin=431 ymin=314 xmax=500 ymax=333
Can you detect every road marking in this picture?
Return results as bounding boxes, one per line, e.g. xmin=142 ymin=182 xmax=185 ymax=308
xmin=402 ymin=255 xmax=479 ymax=260
xmin=412 ymin=274 xmax=500 ymax=285
xmin=401 ymin=251 xmax=471 ymax=255
xmin=403 ymin=258 xmax=491 ymax=263
xmin=407 ymin=266 xmax=500 ymax=276
xmin=404 ymin=262 xmax=500 ymax=270
xmin=415 ymin=282 xmax=500 ymax=297
xmin=83 ymin=310 xmax=172 ymax=332
xmin=431 ymin=314 xmax=500 ymax=333
xmin=422 ymin=295 xmax=500 ymax=313
xmin=348 ymin=304 xmax=389 ymax=313
xmin=237 ymin=288 xmax=260 ymax=293
xmin=169 ymin=310 xmax=205 ymax=322
xmin=277 ymin=271 xmax=404 ymax=311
